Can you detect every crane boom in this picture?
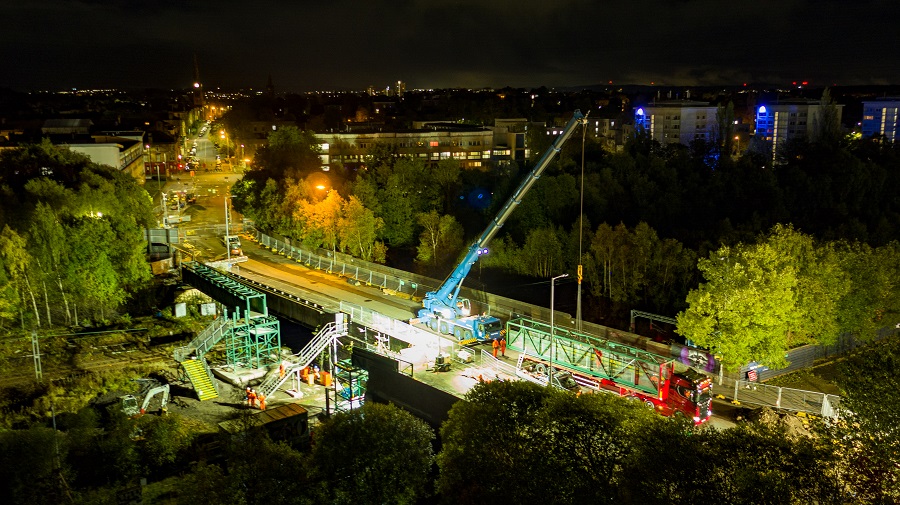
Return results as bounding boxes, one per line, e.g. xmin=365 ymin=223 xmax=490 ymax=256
xmin=420 ymin=110 xmax=586 ymax=325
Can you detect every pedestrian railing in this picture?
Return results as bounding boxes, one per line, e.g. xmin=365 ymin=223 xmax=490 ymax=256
xmin=257 ymin=322 xmax=347 ymax=398
xmin=174 ymin=316 xmax=229 ymax=362
xmin=720 ymin=376 xmax=842 ymax=419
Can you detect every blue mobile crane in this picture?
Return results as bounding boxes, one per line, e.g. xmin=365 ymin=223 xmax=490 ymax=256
xmin=417 ymin=110 xmax=587 ymax=342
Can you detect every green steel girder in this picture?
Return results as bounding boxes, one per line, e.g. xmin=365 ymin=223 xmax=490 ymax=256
xmin=506 ymin=318 xmax=672 ymax=395
xmin=181 ymin=262 xmax=280 ymax=369
xmin=182 ymin=261 xmax=268 ymax=320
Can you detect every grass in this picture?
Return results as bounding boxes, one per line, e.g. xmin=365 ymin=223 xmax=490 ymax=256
xmin=764 ymin=357 xmax=845 ymax=396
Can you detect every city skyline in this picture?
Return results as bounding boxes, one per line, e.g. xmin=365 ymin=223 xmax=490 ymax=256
xmin=3 ymin=0 xmax=900 ymax=92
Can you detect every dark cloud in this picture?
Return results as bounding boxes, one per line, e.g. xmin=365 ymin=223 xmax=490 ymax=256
xmin=2 ymin=0 xmax=899 ymax=90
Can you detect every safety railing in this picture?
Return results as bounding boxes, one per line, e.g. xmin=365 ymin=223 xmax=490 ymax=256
xmin=258 ymin=322 xmax=347 ymax=398
xmin=722 ymin=377 xmax=842 ymax=418
xmin=256 ymin=232 xmax=414 ymax=296
xmin=174 ymin=316 xmax=229 ymax=362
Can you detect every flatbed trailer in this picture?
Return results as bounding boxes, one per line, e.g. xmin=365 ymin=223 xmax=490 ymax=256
xmin=507 ymin=317 xmax=713 ymax=424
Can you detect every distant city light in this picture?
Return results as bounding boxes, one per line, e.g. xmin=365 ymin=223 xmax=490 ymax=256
xmin=758 ymin=105 xmax=767 ymax=114
xmin=636 ymin=108 xmax=644 ymax=115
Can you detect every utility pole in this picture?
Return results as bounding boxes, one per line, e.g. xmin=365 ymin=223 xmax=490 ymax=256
xmin=576 ymin=122 xmax=586 ymax=332
xmin=225 ymin=195 xmax=231 ymax=260
xmin=549 ymin=273 xmax=568 ymax=389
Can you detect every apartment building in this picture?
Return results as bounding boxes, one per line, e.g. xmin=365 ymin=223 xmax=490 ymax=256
xmin=754 ymin=100 xmax=843 ymax=156
xmin=315 ymin=123 xmax=494 ymax=172
xmin=861 ymin=98 xmax=900 ymax=142
xmin=633 ymin=100 xmax=718 ymax=146
xmin=63 ymin=135 xmax=146 ymax=181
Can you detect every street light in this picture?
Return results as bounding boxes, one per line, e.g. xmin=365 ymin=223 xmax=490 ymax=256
xmin=549 ymin=273 xmax=568 ymax=388
xmin=225 ymin=194 xmax=232 ymax=260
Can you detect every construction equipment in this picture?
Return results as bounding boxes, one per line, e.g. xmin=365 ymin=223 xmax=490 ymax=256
xmin=417 ymin=110 xmax=586 ymax=342
xmin=509 ymin=317 xmax=713 ymax=424
xmin=121 ymin=382 xmax=170 ymax=417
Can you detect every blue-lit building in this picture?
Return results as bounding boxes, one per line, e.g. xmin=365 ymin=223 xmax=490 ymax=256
xmin=861 ymin=98 xmax=900 ymax=142
xmin=754 ymin=100 xmax=843 ymax=159
xmin=633 ymin=101 xmax=718 ymax=146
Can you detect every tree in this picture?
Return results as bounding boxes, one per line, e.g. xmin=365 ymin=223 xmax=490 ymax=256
xmin=437 ymin=380 xmax=553 ymax=504
xmin=0 ymin=225 xmax=39 ymax=328
xmin=255 ymin=126 xmax=322 ymax=178
xmin=65 ymin=218 xmax=124 ymax=323
xmin=676 ymin=241 xmax=797 ymax=370
xmin=312 ymin=403 xmax=434 ymax=505
xmin=834 ymin=241 xmax=900 ymax=340
xmin=298 ymin=190 xmax=344 ymax=251
xmin=138 ymin=414 xmax=197 ymax=477
xmin=379 ymin=182 xmax=419 ymax=247
xmin=28 ymin=203 xmax=68 ymax=327
xmin=433 ymin=158 xmax=461 ymax=214
xmin=0 ymin=426 xmax=72 ymax=505
xmin=714 ymin=101 xmax=736 ymax=157
xmin=415 ymin=210 xmax=463 ymax=267
xmin=765 ymin=225 xmax=847 ymax=347
xmin=438 ymin=380 xmax=691 ymax=504
xmin=378 ymin=158 xmax=438 ymax=248
xmin=812 ymin=88 xmax=842 ymax=147
xmin=829 ymin=334 xmax=900 ymax=502
xmin=642 ymin=422 xmax=840 ymax=505
xmin=339 ymin=196 xmax=385 ymax=262
xmin=66 ymin=410 xmax=141 ymax=488
xmin=518 ymin=226 xmax=564 ymax=277
xmin=536 ymin=390 xmax=676 ymax=504
xmin=213 ymin=431 xmax=315 ymax=505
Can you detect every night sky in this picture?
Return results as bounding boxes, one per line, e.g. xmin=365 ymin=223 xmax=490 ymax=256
xmin=4 ymin=0 xmax=900 ymax=92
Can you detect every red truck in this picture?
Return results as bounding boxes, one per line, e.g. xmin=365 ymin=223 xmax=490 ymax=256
xmin=509 ymin=318 xmax=713 ymax=425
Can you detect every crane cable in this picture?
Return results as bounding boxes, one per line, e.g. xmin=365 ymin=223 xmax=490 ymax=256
xmin=577 ymin=116 xmax=586 ymax=331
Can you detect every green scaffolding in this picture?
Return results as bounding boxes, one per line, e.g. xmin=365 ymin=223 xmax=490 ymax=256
xmin=225 ymin=313 xmax=281 ymax=369
xmin=181 ymin=261 xmax=281 ymax=369
xmin=333 ymin=358 xmax=367 ymax=412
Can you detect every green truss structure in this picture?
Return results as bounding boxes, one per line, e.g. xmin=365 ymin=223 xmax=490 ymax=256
xmin=505 ymin=317 xmax=674 ymax=396
xmin=182 ymin=261 xmax=282 ymax=369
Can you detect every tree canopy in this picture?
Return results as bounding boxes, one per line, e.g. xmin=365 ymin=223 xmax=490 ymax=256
xmin=311 ymin=402 xmax=435 ymax=505
xmin=0 ymin=141 xmax=153 ymax=330
xmin=437 ymin=380 xmax=841 ymax=505
xmin=677 ymin=225 xmax=900 ymax=370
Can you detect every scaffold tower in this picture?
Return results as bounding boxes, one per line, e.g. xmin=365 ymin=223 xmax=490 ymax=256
xmin=180 ymin=261 xmax=282 ymax=369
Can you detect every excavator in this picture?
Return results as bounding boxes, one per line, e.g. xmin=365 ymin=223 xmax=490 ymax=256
xmin=120 ymin=380 xmax=170 ymax=417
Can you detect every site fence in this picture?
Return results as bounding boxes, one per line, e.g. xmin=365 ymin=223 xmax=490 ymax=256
xmin=745 ymin=326 xmax=898 ymax=382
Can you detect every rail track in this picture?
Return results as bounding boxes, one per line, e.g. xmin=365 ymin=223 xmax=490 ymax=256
xmin=0 ymin=342 xmax=176 ymax=389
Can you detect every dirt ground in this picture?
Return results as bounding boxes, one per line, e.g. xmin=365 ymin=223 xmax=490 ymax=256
xmin=763 ymin=359 xmax=845 ymax=396
xmin=164 ymin=376 xmax=251 ymax=430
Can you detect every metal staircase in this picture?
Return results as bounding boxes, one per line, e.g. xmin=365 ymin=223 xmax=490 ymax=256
xmin=174 ymin=317 xmax=229 ymax=363
xmin=257 ymin=319 xmax=348 ymax=398
xmin=172 ymin=317 xmax=228 ymax=401
xmin=181 ymin=358 xmax=219 ymax=401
